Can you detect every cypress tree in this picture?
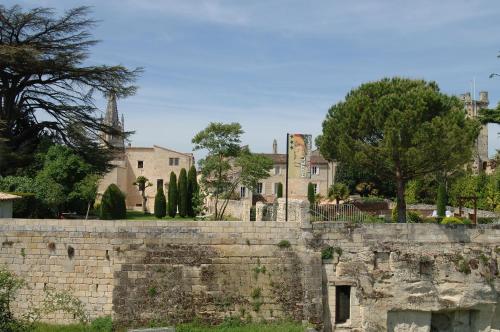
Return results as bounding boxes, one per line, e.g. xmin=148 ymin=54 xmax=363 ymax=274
xmin=154 ymin=187 xmax=167 ymax=218
xmin=187 ymin=165 xmax=198 ymax=217
xmin=168 ymin=172 xmax=178 ymax=218
xmin=277 ymin=182 xmax=283 ymax=198
xmin=178 ymin=168 xmax=188 ymax=217
xmin=100 ymin=184 xmax=126 ymax=220
xmin=436 ymin=182 xmax=447 ymax=218
xmin=307 ymin=182 xmax=316 ymax=206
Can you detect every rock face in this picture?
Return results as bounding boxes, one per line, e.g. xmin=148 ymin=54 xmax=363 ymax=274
xmin=0 ymin=219 xmax=498 ymax=331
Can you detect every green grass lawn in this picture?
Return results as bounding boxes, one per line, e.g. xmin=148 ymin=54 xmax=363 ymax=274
xmin=125 ymin=210 xmax=194 ymax=221
xmin=33 ymin=321 xmax=306 ymax=332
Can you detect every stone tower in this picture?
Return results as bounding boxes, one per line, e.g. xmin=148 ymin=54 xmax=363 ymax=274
xmin=460 ymin=91 xmax=489 ymax=172
xmin=101 ymin=93 xmax=125 ymax=150
xmin=272 ymin=139 xmax=278 ymax=154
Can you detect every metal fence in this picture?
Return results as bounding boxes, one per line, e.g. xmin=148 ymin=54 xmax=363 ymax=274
xmin=309 ymin=203 xmax=369 ymax=223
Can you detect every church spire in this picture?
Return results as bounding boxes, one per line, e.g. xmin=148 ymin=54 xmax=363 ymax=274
xmin=104 ymin=92 xmax=119 ymax=127
xmin=101 ymin=92 xmax=124 ymax=150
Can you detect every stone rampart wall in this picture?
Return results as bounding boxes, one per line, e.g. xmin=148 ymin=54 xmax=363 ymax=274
xmin=0 ymin=219 xmax=498 ymax=331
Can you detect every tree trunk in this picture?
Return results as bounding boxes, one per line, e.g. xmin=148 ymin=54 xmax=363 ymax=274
xmin=85 ymin=202 xmax=91 ymax=220
xmin=142 ymin=191 xmax=147 ymax=213
xmin=396 ymin=177 xmax=407 ymax=223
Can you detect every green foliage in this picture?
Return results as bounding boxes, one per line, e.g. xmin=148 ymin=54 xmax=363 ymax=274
xmin=407 ymin=211 xmax=423 ymax=223
xmin=436 ymin=182 xmax=447 ymax=218
xmin=193 ymin=122 xmax=272 ymax=220
xmin=276 ymin=182 xmax=283 ymax=198
xmin=133 ymin=176 xmax=152 ymax=213
xmin=168 ymin=172 xmax=178 ymax=218
xmin=187 ymin=165 xmax=199 ymax=217
xmin=321 ymin=247 xmax=334 ymax=259
xmin=99 ymin=184 xmax=126 ymax=220
xmin=328 ymin=182 xmax=349 ymax=204
xmin=335 ymin=162 xmax=395 ymax=198
xmin=449 ymin=170 xmax=500 ymax=212
xmin=154 ymin=187 xmax=167 ymax=218
xmin=176 ymin=320 xmax=305 ymax=332
xmin=250 ymin=287 xmax=262 ymax=299
xmin=277 ymin=240 xmax=291 ymax=248
xmin=441 ymin=217 xmax=471 ymax=225
xmin=89 ymin=316 xmax=113 ymax=332
xmin=317 ymin=78 xmax=480 ymax=223
xmin=0 ymin=267 xmax=25 ymax=332
xmin=307 ymin=183 xmax=315 ymax=206
xmin=178 ymin=168 xmax=188 ymax=217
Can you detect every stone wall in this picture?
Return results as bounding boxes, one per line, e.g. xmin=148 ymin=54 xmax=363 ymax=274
xmin=0 ymin=219 xmax=498 ymax=331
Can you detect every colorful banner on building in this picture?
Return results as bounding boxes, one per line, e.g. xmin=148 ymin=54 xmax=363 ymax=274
xmin=287 ymin=134 xmax=312 ymax=179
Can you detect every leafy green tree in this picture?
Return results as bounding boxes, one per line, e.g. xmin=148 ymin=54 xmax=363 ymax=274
xmin=178 ymin=168 xmax=188 ymax=217
xmin=69 ymin=174 xmax=99 ymax=219
xmin=133 ymin=176 xmax=152 ymax=213
xmin=307 ymin=183 xmax=316 ymax=206
xmin=154 ymin=187 xmax=167 ymax=219
xmin=100 ymin=184 xmax=126 ymax=220
xmin=192 ymin=122 xmax=273 ymax=220
xmin=276 ymin=182 xmax=283 ymax=198
xmin=328 ymin=183 xmax=350 ymax=205
xmin=187 ymin=165 xmax=199 ymax=217
xmin=0 ymin=5 xmax=141 ymax=175
xmin=317 ymin=78 xmax=480 ymax=222
xmin=436 ymin=182 xmax=447 ymax=218
xmin=167 ymin=172 xmax=178 ymax=218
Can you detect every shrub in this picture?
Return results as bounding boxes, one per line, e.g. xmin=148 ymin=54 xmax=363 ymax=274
xmin=178 ymin=168 xmax=188 ymax=217
xmin=99 ymin=184 xmax=126 ymax=220
xmin=321 ymin=246 xmax=334 ymax=259
xmin=478 ymin=217 xmax=495 ymax=224
xmin=407 ymin=211 xmax=423 ymax=223
xmin=422 ymin=217 xmax=438 ymax=223
xmin=0 ymin=267 xmax=25 ymax=331
xmin=307 ymin=183 xmax=315 ymax=205
xmin=90 ymin=316 xmax=113 ymax=332
xmin=277 ymin=240 xmax=291 ymax=248
xmin=441 ymin=216 xmax=466 ymax=225
xmin=154 ymin=187 xmax=167 ymax=219
xmin=167 ymin=172 xmax=178 ymax=218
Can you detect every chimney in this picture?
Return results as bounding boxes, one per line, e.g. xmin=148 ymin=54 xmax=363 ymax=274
xmin=272 ymin=139 xmax=278 ymax=154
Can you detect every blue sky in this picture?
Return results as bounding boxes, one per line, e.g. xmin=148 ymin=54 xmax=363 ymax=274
xmin=6 ymin=0 xmax=500 ymax=160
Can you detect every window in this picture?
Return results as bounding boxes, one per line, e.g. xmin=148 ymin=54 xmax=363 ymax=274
xmin=274 ymin=166 xmax=280 ymax=175
xmin=157 ymin=179 xmax=163 ymax=189
xmin=313 ymin=183 xmax=319 ymax=194
xmin=137 ymin=160 xmax=143 ymax=168
xmin=274 ymin=183 xmax=280 ymax=194
xmin=256 ymin=183 xmax=263 ymax=194
xmin=312 ymin=165 xmax=319 ymax=175
xmin=335 ymin=286 xmax=351 ymax=324
xmin=240 ymin=187 xmax=246 ymax=198
xmin=169 ymin=157 xmax=180 ymax=166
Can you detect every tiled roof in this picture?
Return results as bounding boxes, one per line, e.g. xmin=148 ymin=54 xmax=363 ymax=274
xmin=0 ymin=192 xmax=21 ymax=201
xmin=258 ymin=151 xmax=330 ymax=165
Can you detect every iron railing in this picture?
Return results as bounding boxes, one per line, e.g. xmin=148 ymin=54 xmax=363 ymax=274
xmin=309 ymin=203 xmax=369 ymax=223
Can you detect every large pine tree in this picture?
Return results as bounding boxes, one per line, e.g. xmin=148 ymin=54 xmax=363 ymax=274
xmin=0 ymin=5 xmax=141 ymax=174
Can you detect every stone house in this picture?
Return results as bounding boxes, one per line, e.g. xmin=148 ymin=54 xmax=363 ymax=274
xmin=0 ymin=192 xmax=20 ymax=218
xmin=97 ymin=95 xmax=194 ymax=212
xmin=251 ymin=140 xmax=337 ymax=202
